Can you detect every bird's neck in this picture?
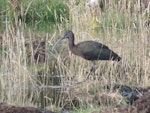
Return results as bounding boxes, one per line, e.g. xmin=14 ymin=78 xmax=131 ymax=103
xmin=68 ymin=36 xmax=75 ymax=49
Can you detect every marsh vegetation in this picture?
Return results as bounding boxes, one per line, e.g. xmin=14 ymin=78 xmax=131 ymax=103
xmin=0 ymin=0 xmax=150 ymax=113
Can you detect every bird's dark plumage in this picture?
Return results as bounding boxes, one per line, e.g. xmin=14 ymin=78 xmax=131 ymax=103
xmin=53 ymin=30 xmax=121 ymax=61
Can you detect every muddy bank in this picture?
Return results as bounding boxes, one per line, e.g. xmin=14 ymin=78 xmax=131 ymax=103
xmin=0 ymin=103 xmax=55 ymax=113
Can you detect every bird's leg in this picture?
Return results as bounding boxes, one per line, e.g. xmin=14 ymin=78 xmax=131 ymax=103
xmin=75 ymin=61 xmax=96 ymax=84
xmin=90 ymin=61 xmax=96 ymax=73
xmin=85 ymin=61 xmax=96 ymax=80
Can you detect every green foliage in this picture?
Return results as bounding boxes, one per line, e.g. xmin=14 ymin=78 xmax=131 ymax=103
xmin=0 ymin=0 xmax=69 ymax=31
xmin=0 ymin=45 xmax=2 ymax=55
xmin=25 ymin=0 xmax=69 ymax=24
xmin=0 ymin=0 xmax=10 ymax=30
xmin=0 ymin=0 xmax=5 ymax=13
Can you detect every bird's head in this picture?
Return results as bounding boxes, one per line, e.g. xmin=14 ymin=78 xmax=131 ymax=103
xmin=52 ymin=30 xmax=74 ymax=51
xmin=61 ymin=30 xmax=74 ymax=39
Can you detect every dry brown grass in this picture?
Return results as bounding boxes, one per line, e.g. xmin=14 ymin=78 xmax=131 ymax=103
xmin=0 ymin=0 xmax=150 ymax=112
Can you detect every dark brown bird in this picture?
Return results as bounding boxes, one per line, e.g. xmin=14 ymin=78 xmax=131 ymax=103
xmin=53 ymin=30 xmax=121 ymax=62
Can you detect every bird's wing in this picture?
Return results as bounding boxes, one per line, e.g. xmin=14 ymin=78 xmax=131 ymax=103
xmin=78 ymin=41 xmax=109 ymax=49
xmin=77 ymin=41 xmax=109 ymax=60
xmin=76 ymin=41 xmax=120 ymax=61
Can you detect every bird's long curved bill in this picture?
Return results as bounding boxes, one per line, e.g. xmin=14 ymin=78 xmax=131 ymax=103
xmin=52 ymin=36 xmax=65 ymax=51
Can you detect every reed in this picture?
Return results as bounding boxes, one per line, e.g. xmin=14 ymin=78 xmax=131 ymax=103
xmin=0 ymin=0 xmax=149 ymax=112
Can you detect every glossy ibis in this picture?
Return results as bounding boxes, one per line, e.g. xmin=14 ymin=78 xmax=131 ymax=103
xmin=53 ymin=30 xmax=121 ymax=60
xmin=52 ymin=30 xmax=121 ymax=72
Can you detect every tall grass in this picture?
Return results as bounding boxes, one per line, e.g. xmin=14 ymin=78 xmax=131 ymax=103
xmin=25 ymin=0 xmax=69 ymax=24
xmin=0 ymin=0 xmax=150 ymax=112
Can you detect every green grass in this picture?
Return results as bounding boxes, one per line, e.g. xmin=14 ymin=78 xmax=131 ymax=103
xmin=0 ymin=0 xmax=69 ymax=32
xmin=25 ymin=0 xmax=69 ymax=24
